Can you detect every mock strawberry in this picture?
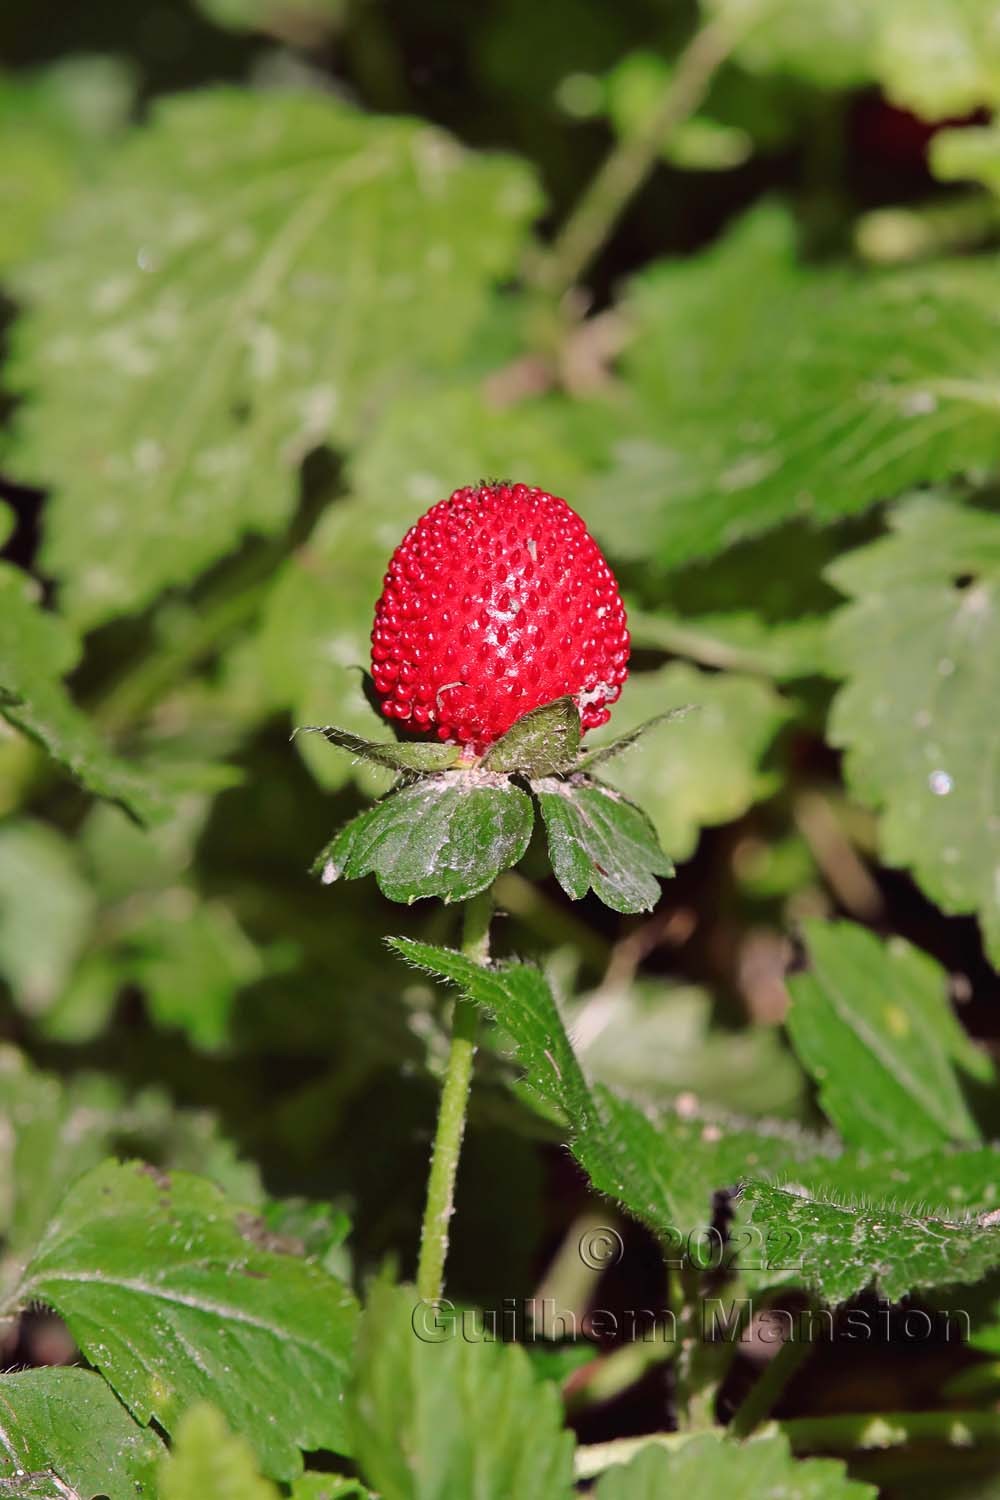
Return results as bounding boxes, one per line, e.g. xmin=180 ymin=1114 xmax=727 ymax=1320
xmin=370 ymin=482 xmax=629 ymax=754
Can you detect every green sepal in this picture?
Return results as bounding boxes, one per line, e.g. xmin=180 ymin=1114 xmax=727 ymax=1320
xmin=531 ymin=775 xmax=674 ymax=913
xmin=312 ymin=774 xmax=534 ymax=904
xmin=575 ymin=706 xmax=694 ymax=771
xmin=292 ymin=724 xmax=462 ymax=773
xmin=480 ymin=696 xmax=581 ymax=776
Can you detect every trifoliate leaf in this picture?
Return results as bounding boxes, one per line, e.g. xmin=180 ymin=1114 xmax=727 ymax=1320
xmin=0 ymin=1367 xmax=163 ymax=1500
xmin=825 ymin=496 xmax=1000 ymax=964
xmin=314 ymin=775 xmax=534 ymax=903
xmin=481 ymin=697 xmax=580 ymax=775
xmin=349 ymin=1280 xmax=575 ymax=1500
xmin=584 ymin=207 xmax=1000 ymax=569
xmin=14 ymin=1160 xmax=359 ymax=1481
xmin=533 ymin=776 xmax=672 ymax=913
xmin=293 ymin=724 xmax=462 ymax=773
xmin=787 ymin=921 xmax=993 ymax=1152
xmin=589 ymin=663 xmax=790 ymax=860
xmin=158 ymin=1404 xmax=279 ymax=1500
xmin=592 ymin=1431 xmax=873 ymax=1499
xmin=6 ymin=90 xmax=539 ymax=628
xmin=0 ymin=565 xmax=166 ymax=824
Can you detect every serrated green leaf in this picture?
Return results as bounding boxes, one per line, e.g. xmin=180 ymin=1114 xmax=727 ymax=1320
xmin=6 ymin=91 xmax=539 ymax=628
xmin=788 ymin=921 xmax=993 ymax=1152
xmin=293 ymin=724 xmax=461 ymax=773
xmin=588 ymin=664 xmax=790 ymax=860
xmin=741 ymin=1177 xmax=1000 ymax=1304
xmin=0 ymin=821 xmax=95 ymax=1017
xmin=0 ymin=1367 xmax=163 ymax=1500
xmin=14 ymin=1160 xmax=359 ymax=1482
xmin=826 ymin=496 xmax=1000 ymax=964
xmin=533 ymin=777 xmax=672 ymax=913
xmin=391 ymin=939 xmax=1000 ymax=1302
xmin=349 ymin=1280 xmax=575 ymax=1500
xmin=0 ymin=565 xmax=166 ymax=825
xmin=389 ymin=939 xmax=832 ymax=1238
xmin=315 ymin=775 xmax=534 ymax=903
xmin=584 ymin=206 xmax=1000 ymax=569
xmin=481 ymin=697 xmax=581 ymax=775
xmin=159 ymin=1403 xmax=279 ymax=1500
xmin=592 ymin=1431 xmax=873 ymax=1499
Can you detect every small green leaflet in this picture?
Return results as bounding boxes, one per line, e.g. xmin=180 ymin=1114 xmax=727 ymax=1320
xmin=314 ymin=775 xmax=534 ymax=903
xmin=0 ymin=564 xmax=165 ymax=825
xmin=590 ymin=1431 xmax=873 ymax=1499
xmin=788 ymin=920 xmax=993 ymax=1152
xmin=480 ymin=696 xmax=581 ymax=775
xmin=293 ymin=724 xmax=461 ymax=773
xmin=13 ymin=1160 xmax=359 ymax=1482
xmin=0 ymin=1367 xmax=163 ymax=1500
xmin=826 ymin=496 xmax=1000 ymax=965
xmin=534 ymin=777 xmax=673 ymax=913
xmin=5 ymin=90 xmax=539 ymax=628
xmin=158 ymin=1403 xmax=279 ymax=1500
xmin=349 ymin=1281 xmax=575 ymax=1500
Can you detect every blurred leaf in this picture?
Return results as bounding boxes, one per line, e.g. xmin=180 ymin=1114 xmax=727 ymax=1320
xmin=585 ymin=207 xmax=1000 ymax=569
xmin=6 ymin=91 xmax=540 ymax=628
xmin=932 ymin=125 xmax=1000 ymax=191
xmin=708 ymin=0 xmax=1000 ymax=116
xmin=0 ymin=56 xmax=134 ymax=272
xmin=0 ymin=1049 xmax=122 ymax=1288
xmin=291 ymin=1477 xmax=370 ymax=1499
xmin=571 ymin=982 xmax=805 ymax=1118
xmin=128 ymin=896 xmax=272 ymax=1051
xmin=590 ymin=664 xmax=791 ymax=861
xmin=628 ymin=609 xmax=829 ymax=680
xmin=0 ymin=1367 xmax=163 ymax=1500
xmin=14 ymin=1160 xmax=359 ymax=1481
xmin=592 ymin=1432 xmax=873 ymax=1498
xmin=315 ymin=776 xmax=534 ymax=903
xmin=788 ymin=921 xmax=993 ymax=1152
xmin=159 ymin=1403 xmax=279 ymax=1500
xmin=349 ymin=1280 xmax=575 ymax=1500
xmin=0 ymin=564 xmax=166 ymax=824
xmin=0 ymin=821 xmax=94 ymax=1017
xmin=194 ymin=0 xmax=345 ymax=37
xmin=741 ymin=1173 xmax=1000 ymax=1303
xmin=826 ymin=496 xmax=1000 ymax=964
xmin=533 ymin=777 xmax=673 ymax=912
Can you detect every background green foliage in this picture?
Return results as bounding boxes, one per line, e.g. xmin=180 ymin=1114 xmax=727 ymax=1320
xmin=2 ymin=0 xmax=1000 ymax=1494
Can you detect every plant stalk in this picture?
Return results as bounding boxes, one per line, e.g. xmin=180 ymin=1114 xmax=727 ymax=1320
xmin=526 ymin=17 xmax=735 ymax=303
xmin=415 ymin=886 xmax=492 ymax=1303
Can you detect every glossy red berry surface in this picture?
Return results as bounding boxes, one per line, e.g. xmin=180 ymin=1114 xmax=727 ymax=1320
xmin=370 ymin=483 xmax=630 ymax=755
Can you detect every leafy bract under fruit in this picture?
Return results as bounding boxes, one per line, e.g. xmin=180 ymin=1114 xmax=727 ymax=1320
xmin=309 ymin=698 xmax=677 ymax=910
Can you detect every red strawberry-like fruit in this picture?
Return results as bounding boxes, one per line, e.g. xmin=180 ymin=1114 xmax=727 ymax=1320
xmin=371 ymin=482 xmax=630 ymax=756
